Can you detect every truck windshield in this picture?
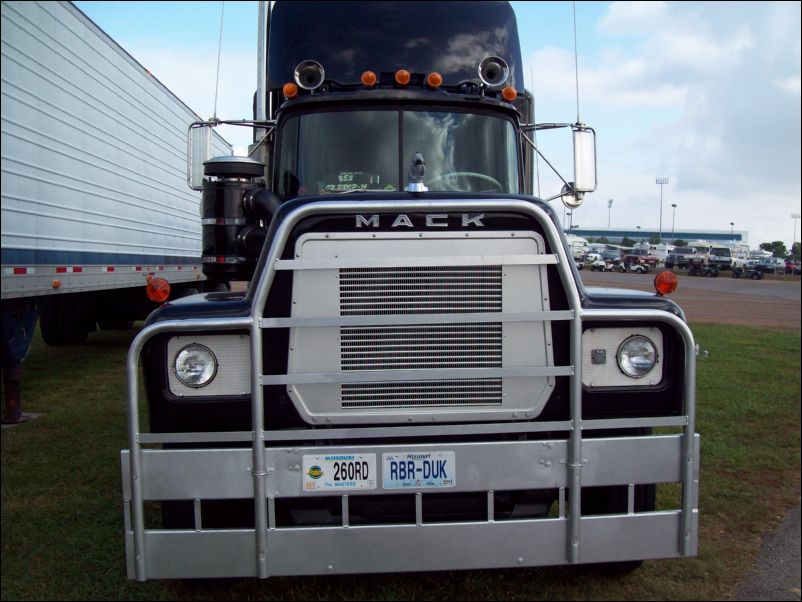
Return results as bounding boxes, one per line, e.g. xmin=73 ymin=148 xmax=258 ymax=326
xmin=277 ymin=110 xmax=519 ymax=197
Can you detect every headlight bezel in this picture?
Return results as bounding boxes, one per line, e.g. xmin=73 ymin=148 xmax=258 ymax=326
xmin=581 ymin=326 xmax=665 ymax=389
xmin=616 ymin=334 xmax=659 ymax=379
xmin=173 ymin=343 xmax=219 ymax=388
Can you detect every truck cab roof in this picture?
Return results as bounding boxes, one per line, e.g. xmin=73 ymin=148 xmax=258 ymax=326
xmin=267 ymin=1 xmax=524 ymax=92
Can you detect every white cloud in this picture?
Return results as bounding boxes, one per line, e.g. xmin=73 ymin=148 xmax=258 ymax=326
xmin=774 ymin=76 xmax=802 ymax=95
xmin=526 ymin=1 xmax=801 ymax=246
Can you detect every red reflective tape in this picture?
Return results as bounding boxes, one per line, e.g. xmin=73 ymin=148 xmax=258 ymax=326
xmin=177 ymin=265 xmax=183 ymax=270
xmin=135 ymin=266 xmax=143 ymax=271
xmin=73 ymin=266 xmax=83 ymax=273
xmin=158 ymin=266 xmax=164 ymax=271
xmin=107 ymin=266 xmax=115 ymax=272
xmin=13 ymin=267 xmax=27 ymax=275
xmin=56 ymin=267 xmax=67 ymax=273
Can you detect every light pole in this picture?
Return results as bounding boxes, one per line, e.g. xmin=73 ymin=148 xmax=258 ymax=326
xmin=671 ymin=203 xmax=677 ymax=242
xmin=607 ymin=198 xmax=613 ymax=228
xmin=793 ymin=213 xmax=801 ymax=260
xmin=730 ymin=222 xmax=734 ymax=239
xmin=636 ymin=225 xmax=641 ymax=243
xmin=656 ymin=177 xmax=668 ymax=242
xmin=566 ymin=211 xmax=573 ymax=231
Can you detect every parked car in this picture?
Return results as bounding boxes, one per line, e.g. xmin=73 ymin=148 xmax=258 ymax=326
xmin=785 ymin=259 xmax=798 ymax=274
xmin=590 ymin=258 xmax=614 ymax=272
xmin=665 ymin=246 xmax=697 ymax=269
xmin=625 ymin=248 xmax=660 ymax=267
xmin=754 ymin=257 xmax=785 ymax=274
xmin=601 ymin=249 xmax=621 ymax=262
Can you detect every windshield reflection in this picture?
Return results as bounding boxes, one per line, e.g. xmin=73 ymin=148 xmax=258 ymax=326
xmin=277 ymin=110 xmax=519 ymax=197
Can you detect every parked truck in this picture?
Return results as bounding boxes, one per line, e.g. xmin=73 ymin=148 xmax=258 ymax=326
xmin=1 ymin=1 xmax=230 ymax=422
xmin=121 ymin=0 xmax=699 ymax=580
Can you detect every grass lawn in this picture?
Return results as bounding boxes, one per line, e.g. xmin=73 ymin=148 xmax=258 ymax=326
xmin=1 ymin=323 xmax=800 ymax=600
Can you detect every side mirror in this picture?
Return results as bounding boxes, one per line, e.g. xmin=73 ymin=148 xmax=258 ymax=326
xmin=187 ymin=123 xmax=214 ymax=191
xmin=572 ymin=125 xmax=597 ymax=193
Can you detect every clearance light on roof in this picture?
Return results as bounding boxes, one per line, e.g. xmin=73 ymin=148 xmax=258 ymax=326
xmin=361 ymin=70 xmax=377 ymax=87
xmin=501 ymin=86 xmax=517 ymax=101
xmin=282 ymin=82 xmax=298 ymax=99
xmin=395 ymin=69 xmax=411 ymax=85
xmin=654 ymin=271 xmax=678 ymax=296
xmin=427 ymin=72 xmax=443 ymax=88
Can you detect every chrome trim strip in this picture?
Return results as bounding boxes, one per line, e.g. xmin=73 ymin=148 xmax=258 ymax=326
xmin=274 ymin=254 xmax=558 ymax=271
xmin=263 ymin=366 xmax=572 ymax=386
xmin=201 ymin=217 xmax=249 ymax=226
xmin=260 ymin=310 xmax=573 ymax=329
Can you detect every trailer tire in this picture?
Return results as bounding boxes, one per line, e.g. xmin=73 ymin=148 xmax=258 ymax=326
xmin=97 ymin=319 xmax=134 ymax=331
xmin=40 ymin=295 xmax=91 ymax=345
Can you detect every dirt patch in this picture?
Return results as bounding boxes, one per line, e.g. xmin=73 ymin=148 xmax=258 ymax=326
xmin=581 ymin=273 xmax=801 ymax=330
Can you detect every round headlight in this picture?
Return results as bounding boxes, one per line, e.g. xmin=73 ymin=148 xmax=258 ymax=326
xmin=616 ymin=335 xmax=658 ymax=379
xmin=174 ymin=344 xmax=218 ymax=388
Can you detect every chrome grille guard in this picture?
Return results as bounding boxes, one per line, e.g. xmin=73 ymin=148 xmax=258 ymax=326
xmin=123 ymin=199 xmax=697 ymax=580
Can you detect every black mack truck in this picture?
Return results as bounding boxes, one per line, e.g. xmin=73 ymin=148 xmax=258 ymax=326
xmin=121 ymin=0 xmax=698 ymax=580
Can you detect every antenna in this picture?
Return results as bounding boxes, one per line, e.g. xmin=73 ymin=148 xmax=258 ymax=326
xmin=572 ymin=1 xmax=581 ymax=123
xmin=530 ymin=66 xmax=542 ymax=197
xmin=212 ymin=1 xmax=225 ymax=119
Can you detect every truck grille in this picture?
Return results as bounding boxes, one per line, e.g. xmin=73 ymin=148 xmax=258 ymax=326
xmin=286 ymin=231 xmax=554 ymax=423
xmin=339 ymin=266 xmax=503 ymax=407
xmin=339 ymin=266 xmax=502 ymax=315
xmin=342 ymin=379 xmax=503 ymax=408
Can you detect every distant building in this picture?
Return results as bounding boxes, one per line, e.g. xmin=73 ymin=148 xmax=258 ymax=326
xmin=567 ymin=228 xmax=748 ymax=246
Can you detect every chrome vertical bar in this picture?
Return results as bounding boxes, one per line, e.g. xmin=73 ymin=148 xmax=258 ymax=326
xmin=193 ymin=499 xmax=202 ymax=531
xmin=627 ymin=484 xmax=635 ymax=515
xmin=567 ymin=305 xmax=583 ymax=564
xmin=126 ymin=334 xmax=147 ymax=581
xmin=251 ymin=317 xmax=268 ymax=578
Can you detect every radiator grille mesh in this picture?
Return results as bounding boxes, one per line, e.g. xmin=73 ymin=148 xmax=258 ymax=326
xmin=339 ymin=265 xmax=503 ymax=408
xmin=339 ymin=265 xmax=502 ymax=315
xmin=342 ymin=379 xmax=503 ymax=408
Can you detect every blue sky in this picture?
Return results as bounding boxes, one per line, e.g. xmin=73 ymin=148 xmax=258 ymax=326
xmin=75 ymin=1 xmax=801 ymax=248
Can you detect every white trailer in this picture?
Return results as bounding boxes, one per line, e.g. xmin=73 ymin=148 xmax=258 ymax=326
xmin=1 ymin=0 xmax=230 ymax=421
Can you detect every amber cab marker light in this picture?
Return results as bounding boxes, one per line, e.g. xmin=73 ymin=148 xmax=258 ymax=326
xmin=501 ymin=86 xmax=517 ymax=102
xmin=395 ymin=69 xmax=411 ymax=85
xmin=427 ymin=72 xmax=443 ymax=88
xmin=654 ymin=271 xmax=678 ymax=296
xmin=282 ymin=82 xmax=298 ymax=99
xmin=146 ymin=277 xmax=171 ymax=303
xmin=361 ymin=70 xmax=377 ymax=87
